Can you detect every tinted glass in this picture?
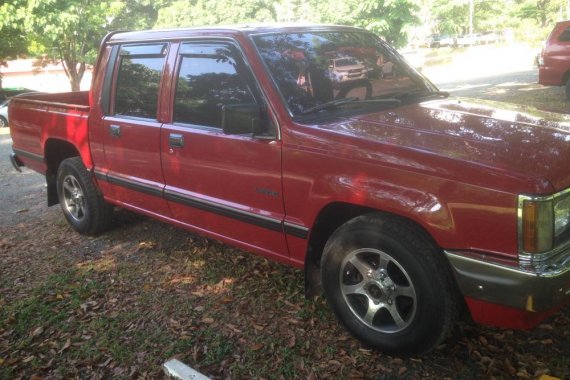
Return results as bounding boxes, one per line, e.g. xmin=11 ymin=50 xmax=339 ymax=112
xmin=253 ymin=31 xmax=431 ymax=116
xmin=115 ymin=55 xmax=164 ymax=119
xmin=559 ymin=27 xmax=570 ymax=42
xmin=174 ymin=44 xmax=256 ymax=128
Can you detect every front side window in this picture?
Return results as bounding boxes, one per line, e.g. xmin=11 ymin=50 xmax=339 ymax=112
xmin=174 ymin=43 xmax=256 ymax=128
xmin=252 ymin=31 xmax=435 ymax=116
xmin=114 ymin=44 xmax=167 ymax=119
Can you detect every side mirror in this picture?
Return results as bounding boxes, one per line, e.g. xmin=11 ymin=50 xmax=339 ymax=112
xmin=222 ymin=103 xmax=263 ymax=136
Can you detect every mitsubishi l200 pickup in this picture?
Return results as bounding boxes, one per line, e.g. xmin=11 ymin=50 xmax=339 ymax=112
xmin=8 ymin=25 xmax=570 ymax=355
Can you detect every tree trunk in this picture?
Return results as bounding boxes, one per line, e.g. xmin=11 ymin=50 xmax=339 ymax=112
xmin=60 ymin=57 xmax=85 ymax=92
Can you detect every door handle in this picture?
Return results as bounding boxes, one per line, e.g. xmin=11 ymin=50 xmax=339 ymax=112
xmin=169 ymin=133 xmax=184 ymax=148
xmin=109 ymin=124 xmax=121 ymax=138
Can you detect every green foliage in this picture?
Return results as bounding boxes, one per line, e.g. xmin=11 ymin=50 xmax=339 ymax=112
xmin=0 ymin=0 xmax=163 ymax=91
xmin=155 ymin=0 xmax=418 ymax=47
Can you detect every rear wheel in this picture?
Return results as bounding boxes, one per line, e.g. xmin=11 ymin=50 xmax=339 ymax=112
xmin=0 ymin=116 xmax=7 ymax=128
xmin=56 ymin=157 xmax=112 ymax=235
xmin=321 ymin=214 xmax=459 ymax=355
xmin=565 ymin=78 xmax=570 ymax=100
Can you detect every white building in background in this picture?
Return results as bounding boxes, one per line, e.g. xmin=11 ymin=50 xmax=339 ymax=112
xmin=1 ymin=59 xmax=92 ymax=92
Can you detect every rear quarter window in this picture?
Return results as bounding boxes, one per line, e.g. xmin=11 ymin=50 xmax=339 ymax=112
xmin=558 ymin=27 xmax=570 ymax=42
xmin=114 ymin=44 xmax=167 ymax=119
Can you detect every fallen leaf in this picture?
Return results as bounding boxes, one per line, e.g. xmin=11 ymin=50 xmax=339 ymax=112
xmin=504 ymin=358 xmax=516 ymax=376
xmin=538 ymin=375 xmax=561 ymax=380
xmin=202 ymin=317 xmax=214 ymax=324
xmin=391 ymin=358 xmax=404 ymax=365
xmin=59 ymin=338 xmax=71 ymax=354
xmin=250 ymin=343 xmax=264 ymax=351
xmin=0 ymin=357 xmax=4 ymax=365
xmin=31 ymin=326 xmax=44 ymax=337
xmin=287 ymin=335 xmax=296 ymax=348
xmin=98 ymin=357 xmax=112 ymax=367
xmin=398 ymin=367 xmax=408 ymax=376
xmin=22 ymin=355 xmax=35 ymax=363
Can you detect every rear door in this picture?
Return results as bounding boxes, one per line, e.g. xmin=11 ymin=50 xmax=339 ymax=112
xmin=101 ymin=43 xmax=170 ymax=215
xmin=161 ymin=41 xmax=288 ymax=258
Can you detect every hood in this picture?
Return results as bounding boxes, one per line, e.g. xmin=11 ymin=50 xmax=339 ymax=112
xmin=316 ymin=98 xmax=570 ymax=193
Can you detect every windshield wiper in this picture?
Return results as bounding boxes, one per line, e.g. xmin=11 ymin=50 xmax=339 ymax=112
xmin=300 ymin=97 xmax=401 ymax=115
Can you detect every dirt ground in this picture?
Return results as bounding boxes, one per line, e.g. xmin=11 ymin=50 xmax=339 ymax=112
xmin=1 ymin=66 xmax=569 ymax=379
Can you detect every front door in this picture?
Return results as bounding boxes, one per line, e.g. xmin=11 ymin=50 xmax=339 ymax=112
xmin=161 ymin=41 xmax=288 ymax=259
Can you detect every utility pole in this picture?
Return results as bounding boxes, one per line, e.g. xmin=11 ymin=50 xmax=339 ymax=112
xmin=469 ymin=0 xmax=474 ymax=34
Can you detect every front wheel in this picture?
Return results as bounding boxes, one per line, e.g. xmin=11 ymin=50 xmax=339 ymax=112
xmin=565 ymin=78 xmax=570 ymax=100
xmin=321 ymin=214 xmax=459 ymax=355
xmin=0 ymin=116 xmax=7 ymax=128
xmin=56 ymin=157 xmax=112 ymax=235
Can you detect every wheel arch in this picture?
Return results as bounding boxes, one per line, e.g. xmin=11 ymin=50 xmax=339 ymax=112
xmin=44 ymin=139 xmax=82 ymax=206
xmin=304 ymin=201 xmax=443 ymax=297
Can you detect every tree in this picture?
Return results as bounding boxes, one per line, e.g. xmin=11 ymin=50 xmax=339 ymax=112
xmin=515 ymin=0 xmax=566 ymax=27
xmin=0 ymin=22 xmax=27 ymax=89
xmin=0 ymin=0 xmax=163 ymax=92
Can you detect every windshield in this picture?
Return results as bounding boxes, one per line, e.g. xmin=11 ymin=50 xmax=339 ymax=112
xmin=252 ymin=30 xmax=436 ymax=117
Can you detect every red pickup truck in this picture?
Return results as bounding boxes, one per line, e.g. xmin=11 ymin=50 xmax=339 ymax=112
xmin=9 ymin=25 xmax=570 ymax=355
xmin=538 ymin=20 xmax=570 ymax=98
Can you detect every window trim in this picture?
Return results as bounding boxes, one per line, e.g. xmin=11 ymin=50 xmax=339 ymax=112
xmin=110 ymin=42 xmax=170 ymax=121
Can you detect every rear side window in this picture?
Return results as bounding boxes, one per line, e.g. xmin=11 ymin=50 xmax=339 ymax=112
xmin=559 ymin=27 xmax=570 ymax=42
xmin=114 ymin=44 xmax=167 ymax=119
xmin=173 ymin=43 xmax=256 ymax=128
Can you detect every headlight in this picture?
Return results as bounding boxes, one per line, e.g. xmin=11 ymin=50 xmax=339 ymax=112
xmin=554 ymin=194 xmax=570 ymax=243
xmin=519 ymin=190 xmax=570 ymax=257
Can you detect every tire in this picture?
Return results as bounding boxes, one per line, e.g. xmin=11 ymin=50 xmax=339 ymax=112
xmin=566 ymin=79 xmax=570 ymax=100
xmin=321 ymin=214 xmax=459 ymax=355
xmin=56 ymin=157 xmax=112 ymax=235
xmin=0 ymin=116 xmax=7 ymax=128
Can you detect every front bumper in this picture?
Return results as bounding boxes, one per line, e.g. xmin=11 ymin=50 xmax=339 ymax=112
xmin=445 ymin=249 xmax=570 ymax=314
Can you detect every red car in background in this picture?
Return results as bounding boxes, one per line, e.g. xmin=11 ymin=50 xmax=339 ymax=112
xmin=538 ymin=20 xmax=570 ymax=98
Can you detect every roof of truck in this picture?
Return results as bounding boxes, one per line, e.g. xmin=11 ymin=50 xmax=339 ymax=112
xmin=107 ymin=23 xmax=366 ymax=44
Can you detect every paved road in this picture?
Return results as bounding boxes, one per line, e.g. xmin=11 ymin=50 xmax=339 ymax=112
xmin=433 ymin=68 xmax=538 ymax=98
xmin=0 ymin=130 xmax=48 ymax=228
xmin=423 ymin=43 xmax=540 ymax=99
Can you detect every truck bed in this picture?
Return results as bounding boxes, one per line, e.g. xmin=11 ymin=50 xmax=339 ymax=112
xmin=9 ymin=91 xmax=91 ymax=173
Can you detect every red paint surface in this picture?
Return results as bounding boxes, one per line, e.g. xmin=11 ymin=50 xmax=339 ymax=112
xmin=465 ymin=297 xmax=561 ymax=330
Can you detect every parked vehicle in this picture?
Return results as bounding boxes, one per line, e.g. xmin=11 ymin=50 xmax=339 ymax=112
xmin=481 ymin=32 xmax=501 ymax=44
xmin=457 ymin=33 xmax=481 ymax=47
xmin=428 ymin=35 xmax=442 ymax=48
xmin=0 ymin=87 xmax=35 ymax=103
xmin=0 ymin=100 xmax=8 ymax=128
xmin=439 ymin=35 xmax=456 ymax=47
xmin=538 ymin=20 xmax=570 ymax=99
xmin=0 ymin=92 xmax=39 ymax=128
xmin=327 ymin=57 xmax=368 ymax=85
xmin=8 ymin=25 xmax=570 ymax=355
